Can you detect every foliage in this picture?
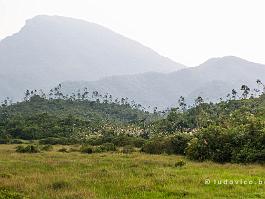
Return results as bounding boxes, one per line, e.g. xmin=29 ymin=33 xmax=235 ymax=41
xmin=0 ymin=96 xmax=150 ymax=141
xmin=174 ymin=160 xmax=186 ymax=168
xmin=80 ymin=145 xmax=93 ymax=154
xmin=1 ymin=86 xmax=265 ymax=163
xmin=97 ymin=143 xmax=116 ymax=152
xmin=15 ymin=145 xmax=40 ymax=153
xmin=0 ymin=189 xmax=28 ymax=199
xmin=50 ymin=181 xmax=70 ymax=190
xmin=58 ymin=147 xmax=68 ymax=153
xmin=186 ymin=119 xmax=265 ymax=163
xmin=141 ymin=133 xmax=193 ymax=155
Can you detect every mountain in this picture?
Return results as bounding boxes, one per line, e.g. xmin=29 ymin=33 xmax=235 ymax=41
xmin=0 ymin=15 xmax=185 ymax=100
xmin=61 ymin=56 xmax=265 ymax=108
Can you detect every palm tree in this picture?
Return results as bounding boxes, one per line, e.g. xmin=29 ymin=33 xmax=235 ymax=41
xmin=178 ymin=96 xmax=187 ymax=112
xmin=24 ymin=89 xmax=30 ymax=101
xmin=195 ymin=96 xmax=204 ymax=106
xmin=231 ymin=89 xmax=237 ymax=100
xmin=241 ymin=85 xmax=250 ymax=99
xmin=257 ymin=79 xmax=265 ymax=94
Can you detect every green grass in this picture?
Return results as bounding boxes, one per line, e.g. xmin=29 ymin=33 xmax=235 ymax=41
xmin=0 ymin=145 xmax=265 ymax=199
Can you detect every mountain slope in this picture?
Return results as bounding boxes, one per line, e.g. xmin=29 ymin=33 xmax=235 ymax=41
xmin=0 ymin=15 xmax=185 ymax=100
xmin=61 ymin=56 xmax=265 ymax=108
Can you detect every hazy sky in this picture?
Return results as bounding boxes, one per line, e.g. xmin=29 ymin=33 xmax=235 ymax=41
xmin=0 ymin=0 xmax=264 ymax=66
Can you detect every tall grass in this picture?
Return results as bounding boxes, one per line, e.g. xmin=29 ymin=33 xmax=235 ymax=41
xmin=0 ymin=144 xmax=264 ymax=198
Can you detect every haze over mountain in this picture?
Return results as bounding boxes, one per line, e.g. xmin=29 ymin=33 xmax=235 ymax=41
xmin=0 ymin=15 xmax=185 ymax=100
xmin=0 ymin=16 xmax=264 ymax=108
xmin=62 ymin=56 xmax=265 ymax=108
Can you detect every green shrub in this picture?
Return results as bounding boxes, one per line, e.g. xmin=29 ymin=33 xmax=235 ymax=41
xmin=99 ymin=143 xmax=116 ymax=152
xmin=10 ymin=139 xmax=23 ymax=144
xmin=185 ymin=126 xmax=234 ymax=163
xmin=185 ymin=124 xmax=265 ymax=163
xmin=86 ymin=134 xmax=146 ymax=148
xmin=174 ymin=160 xmax=186 ymax=167
xmin=0 ymin=139 xmax=9 ymax=144
xmin=141 ymin=134 xmax=192 ymax=155
xmin=112 ymin=135 xmax=145 ymax=147
xmin=58 ymin=147 xmax=68 ymax=153
xmin=185 ymin=138 xmax=209 ymax=161
xmin=232 ymin=148 xmax=265 ymax=163
xmin=15 ymin=145 xmax=40 ymax=153
xmin=39 ymin=137 xmax=78 ymax=145
xmin=50 ymin=181 xmax=70 ymax=190
xmin=80 ymin=143 xmax=117 ymax=154
xmin=80 ymin=146 xmax=93 ymax=154
xmin=171 ymin=133 xmax=193 ymax=155
xmin=141 ymin=138 xmax=171 ymax=154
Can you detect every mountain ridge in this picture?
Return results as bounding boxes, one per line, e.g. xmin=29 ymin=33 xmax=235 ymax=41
xmin=61 ymin=56 xmax=265 ymax=108
xmin=0 ymin=15 xmax=185 ymax=100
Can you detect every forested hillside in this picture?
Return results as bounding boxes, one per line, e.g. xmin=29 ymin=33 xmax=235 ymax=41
xmin=1 ymin=85 xmax=265 ymax=163
xmin=0 ymin=94 xmax=151 ymax=142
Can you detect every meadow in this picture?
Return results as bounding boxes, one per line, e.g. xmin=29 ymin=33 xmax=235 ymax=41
xmin=0 ymin=145 xmax=265 ymax=199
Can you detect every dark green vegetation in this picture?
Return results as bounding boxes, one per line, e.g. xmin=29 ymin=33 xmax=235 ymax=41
xmin=149 ymin=93 xmax=265 ymax=163
xmin=1 ymin=84 xmax=265 ymax=164
xmin=0 ymin=94 xmax=150 ymax=142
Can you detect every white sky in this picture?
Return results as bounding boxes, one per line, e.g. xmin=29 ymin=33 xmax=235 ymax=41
xmin=0 ymin=0 xmax=264 ymax=66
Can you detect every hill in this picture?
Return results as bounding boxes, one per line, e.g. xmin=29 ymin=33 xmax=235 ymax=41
xmin=62 ymin=56 xmax=265 ymax=108
xmin=0 ymin=15 xmax=185 ymax=100
xmin=0 ymin=95 xmax=150 ymax=140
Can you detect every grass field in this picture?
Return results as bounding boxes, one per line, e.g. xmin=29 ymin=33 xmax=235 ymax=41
xmin=0 ymin=145 xmax=265 ymax=199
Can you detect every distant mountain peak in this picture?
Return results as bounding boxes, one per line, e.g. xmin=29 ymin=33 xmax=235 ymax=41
xmin=198 ymin=56 xmax=262 ymax=70
xmin=0 ymin=15 xmax=185 ymax=100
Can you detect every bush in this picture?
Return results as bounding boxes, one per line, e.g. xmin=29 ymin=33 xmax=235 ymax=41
xmin=185 ymin=138 xmax=208 ymax=161
xmin=185 ymin=124 xmax=265 ymax=163
xmin=80 ymin=146 xmax=93 ymax=154
xmin=58 ymin=147 xmax=68 ymax=153
xmin=175 ymin=160 xmax=186 ymax=167
xmin=141 ymin=134 xmax=193 ymax=155
xmin=171 ymin=133 xmax=193 ymax=155
xmin=186 ymin=126 xmax=234 ymax=163
xmin=39 ymin=137 xmax=78 ymax=145
xmin=141 ymin=138 xmax=171 ymax=154
xmin=99 ymin=143 xmax=116 ymax=152
xmin=50 ymin=181 xmax=70 ymax=190
xmin=10 ymin=139 xmax=23 ymax=144
xmin=112 ymin=136 xmax=131 ymax=147
xmin=232 ymin=148 xmax=265 ymax=163
xmin=15 ymin=145 xmax=40 ymax=153
xmin=0 ymin=139 xmax=9 ymax=144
